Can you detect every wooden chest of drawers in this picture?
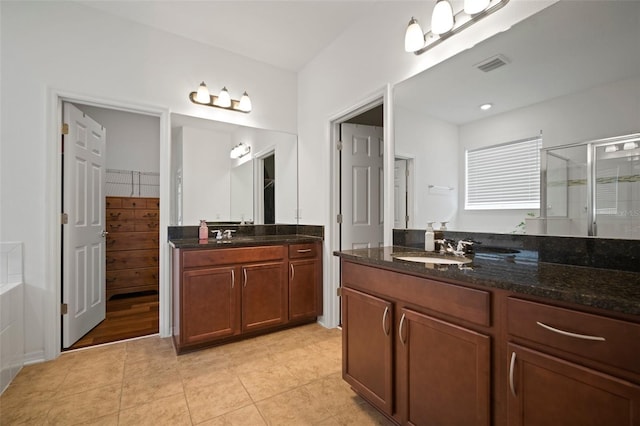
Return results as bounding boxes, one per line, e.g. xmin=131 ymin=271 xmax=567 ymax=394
xmin=106 ymin=196 xmax=159 ymax=299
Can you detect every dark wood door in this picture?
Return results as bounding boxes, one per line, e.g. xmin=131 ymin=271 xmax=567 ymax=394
xmin=507 ymin=343 xmax=640 ymax=426
xmin=241 ymin=262 xmax=287 ymax=332
xmin=289 ymin=259 xmax=319 ymax=321
xmin=181 ymin=266 xmax=239 ymax=344
xmin=342 ymin=287 xmax=394 ymax=416
xmin=400 ymin=308 xmax=490 ymax=426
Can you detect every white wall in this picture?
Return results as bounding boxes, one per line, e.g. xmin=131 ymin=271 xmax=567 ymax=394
xmin=0 ymin=0 xmax=297 ymax=361
xmin=297 ymin=1 xmax=554 ymax=326
xmin=74 ymin=105 xmax=160 ymax=173
xmin=395 ymin=105 xmax=459 ymax=230
xmin=181 ymin=127 xmax=232 ymax=225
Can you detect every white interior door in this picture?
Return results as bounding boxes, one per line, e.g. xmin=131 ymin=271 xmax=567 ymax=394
xmin=62 ymin=103 xmax=107 ymax=348
xmin=394 ymin=159 xmax=408 ymax=229
xmin=341 ymin=123 xmax=384 ymax=250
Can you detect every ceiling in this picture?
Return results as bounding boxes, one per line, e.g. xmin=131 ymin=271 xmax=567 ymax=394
xmin=77 ymin=0 xmax=388 ymax=72
xmin=395 ymin=1 xmax=640 ymax=125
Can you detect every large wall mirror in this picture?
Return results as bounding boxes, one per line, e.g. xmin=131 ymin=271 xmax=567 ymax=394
xmin=394 ymin=1 xmax=640 ymax=238
xmin=171 ymin=113 xmax=298 ymax=225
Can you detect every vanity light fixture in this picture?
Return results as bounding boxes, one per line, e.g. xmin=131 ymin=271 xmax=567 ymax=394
xmin=480 ymin=103 xmax=493 ymax=111
xmin=405 ymin=0 xmax=510 ymax=55
xmin=230 ymin=143 xmax=251 ymax=159
xmin=189 ymin=81 xmax=252 ymax=113
xmin=623 ymin=141 xmax=639 ymax=151
xmin=604 ymin=145 xmax=619 ymax=153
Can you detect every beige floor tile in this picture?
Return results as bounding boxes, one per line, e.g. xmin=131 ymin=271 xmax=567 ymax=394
xmin=75 ymin=413 xmax=119 ymax=425
xmin=179 ymin=363 xmax=238 ymax=391
xmin=0 ymin=390 xmax=53 ymax=425
xmin=283 ymin=350 xmax=341 ymax=384
xmin=69 ymin=342 xmax=127 ymax=367
xmin=121 ymin=368 xmax=184 ymax=409
xmin=328 ymin=399 xmax=395 ymax=426
xmin=118 ymin=393 xmax=191 ymax=426
xmin=125 ymin=337 xmax=176 ymax=365
xmin=237 ymin=363 xmax=303 ymax=401
xmin=124 ymin=353 xmax=179 ymax=380
xmin=7 ymin=361 xmax=69 ymax=393
xmin=56 ymin=358 xmax=125 ymax=398
xmin=256 ymin=386 xmax=333 ymax=425
xmin=185 ymin=376 xmax=253 ymax=424
xmin=197 ymin=404 xmax=267 ymax=426
xmin=46 ymin=383 xmax=121 ymax=425
xmin=304 ymin=373 xmax=362 ymax=413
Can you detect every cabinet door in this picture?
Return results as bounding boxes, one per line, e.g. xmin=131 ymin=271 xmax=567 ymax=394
xmin=241 ymin=262 xmax=287 ymax=332
xmin=181 ymin=266 xmax=239 ymax=344
xmin=289 ymin=259 xmax=319 ymax=321
xmin=507 ymin=343 xmax=640 ymax=426
xmin=400 ymin=308 xmax=490 ymax=426
xmin=342 ymin=287 xmax=394 ymax=416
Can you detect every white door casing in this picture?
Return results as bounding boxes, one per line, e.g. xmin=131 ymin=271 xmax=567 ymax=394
xmin=62 ymin=103 xmax=107 ymax=348
xmin=341 ymin=123 xmax=384 ymax=250
xmin=394 ymin=159 xmax=408 ymax=229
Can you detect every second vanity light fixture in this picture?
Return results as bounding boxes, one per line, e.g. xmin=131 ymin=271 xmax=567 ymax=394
xmin=189 ymin=82 xmax=252 ymax=113
xmin=230 ymin=143 xmax=251 ymax=159
xmin=405 ymin=0 xmax=510 ymax=55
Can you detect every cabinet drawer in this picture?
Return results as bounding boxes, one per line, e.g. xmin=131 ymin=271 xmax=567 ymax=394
xmin=289 ymin=242 xmax=319 ymax=259
xmin=145 ymin=198 xmax=159 ymax=209
xmin=107 ymin=209 xmax=135 ymax=221
xmin=107 ymin=232 xmax=159 ymax=251
xmin=183 ymin=245 xmax=285 ymax=269
xmin=106 ymin=221 xmax=135 ymax=233
xmin=107 ymin=267 xmax=158 ymax=290
xmin=135 ymin=209 xmax=159 ymax=220
xmin=342 ymin=261 xmax=490 ymax=327
xmin=507 ymin=297 xmax=640 ymax=375
xmin=107 ymin=249 xmax=158 ymax=271
xmin=122 ymin=198 xmax=147 ymax=209
xmin=135 ymin=220 xmax=159 ymax=232
xmin=105 ymin=197 xmax=122 ymax=208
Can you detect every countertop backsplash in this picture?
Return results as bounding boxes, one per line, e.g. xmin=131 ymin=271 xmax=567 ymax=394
xmin=393 ymin=229 xmax=640 ymax=273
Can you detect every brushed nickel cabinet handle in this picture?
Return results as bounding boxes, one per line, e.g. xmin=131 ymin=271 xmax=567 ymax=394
xmin=231 ymin=269 xmax=235 ymax=288
xmin=399 ymin=313 xmax=406 ymax=346
xmin=297 ymin=248 xmax=312 ymax=253
xmin=243 ymin=268 xmax=247 ymax=287
xmin=536 ymin=321 xmax=606 ymax=341
xmin=290 ymin=264 xmax=295 ymax=281
xmin=382 ymin=307 xmax=390 ymax=336
xmin=509 ymin=351 xmax=517 ymax=397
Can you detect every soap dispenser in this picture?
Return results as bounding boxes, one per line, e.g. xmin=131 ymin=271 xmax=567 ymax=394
xmin=199 ymin=220 xmax=208 ymax=240
xmin=425 ymin=222 xmax=435 ymax=252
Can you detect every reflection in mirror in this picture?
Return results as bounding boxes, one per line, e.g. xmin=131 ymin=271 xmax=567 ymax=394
xmin=170 ymin=113 xmax=298 ymax=225
xmin=394 ymin=1 xmax=640 ymax=238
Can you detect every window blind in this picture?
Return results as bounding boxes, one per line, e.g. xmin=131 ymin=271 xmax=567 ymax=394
xmin=465 ymin=136 xmax=542 ymax=210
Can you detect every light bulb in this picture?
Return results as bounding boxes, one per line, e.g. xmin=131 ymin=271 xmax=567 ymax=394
xmin=216 ymin=87 xmax=232 ymax=108
xmin=480 ymin=103 xmax=492 ymax=111
xmin=404 ymin=17 xmax=425 ymax=52
xmin=195 ymin=82 xmax=210 ymax=103
xmin=604 ymin=145 xmax=619 ymax=153
xmin=464 ymin=0 xmax=490 ymax=15
xmin=238 ymin=91 xmax=252 ymax=112
xmin=431 ymin=0 xmax=454 ymax=35
xmin=623 ymin=142 xmax=638 ymax=151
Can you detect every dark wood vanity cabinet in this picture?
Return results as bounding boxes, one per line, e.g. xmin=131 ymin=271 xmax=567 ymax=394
xmin=340 ymin=259 xmax=640 ymax=425
xmin=506 ymin=298 xmax=640 ymax=426
xmin=172 ymin=241 xmax=322 ymax=353
xmin=341 ymin=261 xmax=491 ymax=425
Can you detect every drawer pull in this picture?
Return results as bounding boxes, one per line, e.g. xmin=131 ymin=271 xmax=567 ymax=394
xmin=231 ymin=269 xmax=235 ymax=289
xmin=509 ymin=352 xmax=517 ymax=397
xmin=382 ymin=307 xmax=390 ymax=336
xmin=297 ymin=249 xmax=312 ymax=253
xmin=399 ymin=313 xmax=406 ymax=346
xmin=243 ymin=268 xmax=247 ymax=287
xmin=290 ymin=264 xmax=295 ymax=281
xmin=536 ymin=321 xmax=606 ymax=341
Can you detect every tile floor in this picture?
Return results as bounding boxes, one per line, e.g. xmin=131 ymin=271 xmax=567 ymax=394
xmin=0 ymin=324 xmax=393 ymax=425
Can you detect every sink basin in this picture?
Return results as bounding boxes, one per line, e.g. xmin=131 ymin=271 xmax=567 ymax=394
xmin=394 ymin=255 xmax=472 ymax=265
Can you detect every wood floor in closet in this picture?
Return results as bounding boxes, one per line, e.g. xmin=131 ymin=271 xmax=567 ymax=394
xmin=67 ymin=291 xmax=159 ymax=350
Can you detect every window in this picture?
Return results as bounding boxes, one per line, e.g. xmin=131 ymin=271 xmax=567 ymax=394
xmin=465 ymin=136 xmax=542 ymax=210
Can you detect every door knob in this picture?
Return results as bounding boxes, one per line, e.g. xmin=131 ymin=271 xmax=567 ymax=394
xmin=100 ymin=230 xmax=109 ymax=237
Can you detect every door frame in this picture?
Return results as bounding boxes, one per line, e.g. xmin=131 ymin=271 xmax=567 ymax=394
xmin=253 ymin=145 xmax=276 ymax=225
xmin=394 ymin=155 xmax=415 ymax=229
xmin=45 ymin=88 xmax=171 ymax=361
xmin=326 ymin=84 xmax=394 ymax=329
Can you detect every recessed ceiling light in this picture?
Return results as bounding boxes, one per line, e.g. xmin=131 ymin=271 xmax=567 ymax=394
xmin=480 ymin=103 xmax=492 ymax=111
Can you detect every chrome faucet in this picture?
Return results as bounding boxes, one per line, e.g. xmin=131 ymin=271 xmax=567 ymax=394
xmin=435 ymin=239 xmax=474 ymax=256
xmin=211 ymin=229 xmax=223 ymax=240
xmin=223 ymin=229 xmax=236 ymax=239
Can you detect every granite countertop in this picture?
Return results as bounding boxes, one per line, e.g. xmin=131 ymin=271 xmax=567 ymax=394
xmin=334 ymin=246 xmax=640 ymax=317
xmin=170 ymin=234 xmax=323 ymax=249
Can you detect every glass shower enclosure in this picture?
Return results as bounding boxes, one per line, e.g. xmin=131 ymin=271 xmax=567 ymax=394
xmin=540 ymin=133 xmax=640 ymax=239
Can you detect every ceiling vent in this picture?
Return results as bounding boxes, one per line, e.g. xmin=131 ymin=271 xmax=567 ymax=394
xmin=474 ymin=54 xmax=510 ymax=72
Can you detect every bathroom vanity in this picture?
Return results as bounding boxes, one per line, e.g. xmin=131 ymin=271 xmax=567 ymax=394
xmin=335 ymin=246 xmax=640 ymax=426
xmin=169 ymin=225 xmax=322 ymax=354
